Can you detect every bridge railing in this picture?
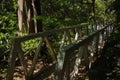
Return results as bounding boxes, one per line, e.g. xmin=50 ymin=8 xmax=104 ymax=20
xmin=55 ymin=23 xmax=115 ymax=80
xmin=6 ymin=22 xmax=114 ymax=80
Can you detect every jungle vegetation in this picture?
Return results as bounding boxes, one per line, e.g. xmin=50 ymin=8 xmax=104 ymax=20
xmin=0 ymin=0 xmax=120 ymax=79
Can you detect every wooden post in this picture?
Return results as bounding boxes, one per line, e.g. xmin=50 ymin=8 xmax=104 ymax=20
xmin=92 ymin=33 xmax=100 ymax=59
xmin=99 ymin=32 xmax=104 ymax=49
xmin=70 ymin=45 xmax=85 ymax=79
xmin=75 ymin=28 xmax=79 ymax=41
xmin=6 ymin=40 xmax=19 ymax=80
xmin=55 ymin=31 xmax=67 ymax=80
xmin=18 ymin=46 xmax=28 ymax=79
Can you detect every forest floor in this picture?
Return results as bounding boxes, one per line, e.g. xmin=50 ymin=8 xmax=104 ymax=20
xmin=0 ymin=54 xmax=55 ymax=80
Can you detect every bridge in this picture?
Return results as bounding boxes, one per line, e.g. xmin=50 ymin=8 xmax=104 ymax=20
xmin=6 ymin=23 xmax=115 ymax=80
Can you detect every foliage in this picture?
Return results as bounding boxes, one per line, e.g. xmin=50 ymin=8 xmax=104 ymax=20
xmin=21 ymin=38 xmax=40 ymax=52
xmin=40 ymin=0 xmax=93 ymax=30
xmin=0 ymin=0 xmax=120 ymax=79
xmin=105 ymin=0 xmax=120 ymax=23
xmin=0 ymin=0 xmax=17 ymax=75
xmin=0 ymin=6 xmax=17 ymax=56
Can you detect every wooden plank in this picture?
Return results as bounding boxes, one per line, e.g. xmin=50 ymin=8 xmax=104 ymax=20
xmin=18 ymin=49 xmax=28 ymax=79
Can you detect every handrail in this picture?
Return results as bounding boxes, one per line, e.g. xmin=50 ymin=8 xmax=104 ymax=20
xmin=6 ymin=23 xmax=115 ymax=80
xmin=55 ymin=23 xmax=115 ymax=80
xmin=63 ymin=25 xmax=108 ymax=52
xmin=6 ymin=23 xmax=92 ymax=80
xmin=14 ymin=23 xmax=88 ymax=42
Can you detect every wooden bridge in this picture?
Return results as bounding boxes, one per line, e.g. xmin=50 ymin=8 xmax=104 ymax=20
xmin=6 ymin=23 xmax=115 ymax=80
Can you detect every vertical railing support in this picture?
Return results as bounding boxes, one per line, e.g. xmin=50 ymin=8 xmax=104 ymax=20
xmin=92 ymin=33 xmax=100 ymax=58
xmin=55 ymin=31 xmax=67 ymax=80
xmin=18 ymin=46 xmax=28 ymax=79
xmin=6 ymin=40 xmax=20 ymax=80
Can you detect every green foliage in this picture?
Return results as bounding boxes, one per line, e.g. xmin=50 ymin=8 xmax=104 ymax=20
xmin=0 ymin=0 xmax=119 ymax=79
xmin=40 ymin=0 xmax=94 ymax=30
xmin=21 ymin=38 xmax=40 ymax=52
xmin=0 ymin=12 xmax=17 ymax=32
xmin=105 ymin=0 xmax=120 ymax=23
xmin=0 ymin=0 xmax=17 ymax=64
xmin=0 ymin=12 xmax=17 ymax=53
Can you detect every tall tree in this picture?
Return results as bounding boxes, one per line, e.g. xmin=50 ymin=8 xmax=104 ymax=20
xmin=18 ymin=0 xmax=23 ymax=36
xmin=34 ymin=0 xmax=42 ymax=32
xmin=18 ymin=0 xmax=43 ymax=36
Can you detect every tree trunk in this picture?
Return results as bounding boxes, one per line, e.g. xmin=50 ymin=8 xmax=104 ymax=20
xmin=18 ymin=0 xmax=23 ymax=36
xmin=18 ymin=0 xmax=42 ymax=35
xmin=25 ymin=0 xmax=35 ymax=33
xmin=34 ymin=0 xmax=43 ymax=32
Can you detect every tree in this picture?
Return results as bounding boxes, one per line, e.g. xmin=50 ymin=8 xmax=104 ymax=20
xmin=18 ymin=0 xmax=43 ymax=36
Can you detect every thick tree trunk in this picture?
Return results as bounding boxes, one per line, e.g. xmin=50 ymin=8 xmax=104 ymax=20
xmin=18 ymin=0 xmax=42 ymax=34
xmin=25 ymin=0 xmax=35 ymax=33
xmin=26 ymin=0 xmax=42 ymax=33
